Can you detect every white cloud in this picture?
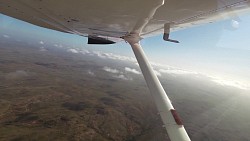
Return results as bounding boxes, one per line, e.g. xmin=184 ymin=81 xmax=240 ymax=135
xmin=154 ymin=70 xmax=162 ymax=77
xmin=93 ymin=51 xmax=107 ymax=58
xmin=89 ymin=50 xmax=136 ymax=62
xmin=67 ymin=48 xmax=79 ymax=54
xmin=87 ymin=70 xmax=95 ymax=76
xmin=80 ymin=49 xmax=90 ymax=55
xmin=134 ymin=62 xmax=139 ymax=66
xmin=103 ymin=66 xmax=120 ymax=74
xmin=150 ymin=62 xmax=165 ymax=68
xmin=101 ymin=66 xmax=132 ymax=80
xmin=54 ymin=44 xmax=63 ymax=48
xmin=3 ymin=35 xmax=10 ymax=38
xmin=159 ymin=69 xmax=198 ymax=75
xmin=105 ymin=53 xmax=135 ymax=62
xmin=210 ymin=76 xmax=249 ymax=90
xmin=125 ymin=67 xmax=141 ymax=74
xmin=39 ymin=41 xmax=44 ymax=45
xmin=39 ymin=46 xmax=47 ymax=52
xmin=113 ymin=74 xmax=132 ymax=81
xmin=231 ymin=20 xmax=239 ymax=29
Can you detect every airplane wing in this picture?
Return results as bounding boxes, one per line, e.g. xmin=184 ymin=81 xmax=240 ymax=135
xmin=0 ymin=0 xmax=249 ymax=42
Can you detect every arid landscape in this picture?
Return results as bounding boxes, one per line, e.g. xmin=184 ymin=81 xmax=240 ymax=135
xmin=0 ymin=37 xmax=250 ymax=141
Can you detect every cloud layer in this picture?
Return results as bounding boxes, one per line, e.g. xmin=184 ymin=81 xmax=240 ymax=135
xmin=64 ymin=48 xmax=249 ymax=90
xmin=39 ymin=41 xmax=44 ymax=45
xmin=102 ymin=66 xmax=135 ymax=81
xmin=67 ymin=49 xmax=79 ymax=54
xmin=159 ymin=69 xmax=198 ymax=75
xmin=125 ymin=67 xmax=141 ymax=74
xmin=103 ymin=66 xmax=120 ymax=74
xmin=3 ymin=35 xmax=10 ymax=38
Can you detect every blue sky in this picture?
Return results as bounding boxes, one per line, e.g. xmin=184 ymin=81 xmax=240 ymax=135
xmin=1 ymin=13 xmax=250 ymax=85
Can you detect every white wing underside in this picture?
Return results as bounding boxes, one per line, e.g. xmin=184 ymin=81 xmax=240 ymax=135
xmin=0 ymin=0 xmax=250 ymax=41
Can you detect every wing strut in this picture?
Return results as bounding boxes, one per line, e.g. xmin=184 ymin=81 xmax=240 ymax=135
xmin=122 ymin=0 xmax=191 ymax=140
xmin=123 ymin=33 xmax=191 ymax=141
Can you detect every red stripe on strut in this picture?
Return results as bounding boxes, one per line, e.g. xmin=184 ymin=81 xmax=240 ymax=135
xmin=170 ymin=109 xmax=183 ymax=125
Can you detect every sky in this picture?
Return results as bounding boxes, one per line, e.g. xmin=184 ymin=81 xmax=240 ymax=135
xmin=0 ymin=12 xmax=250 ymax=89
